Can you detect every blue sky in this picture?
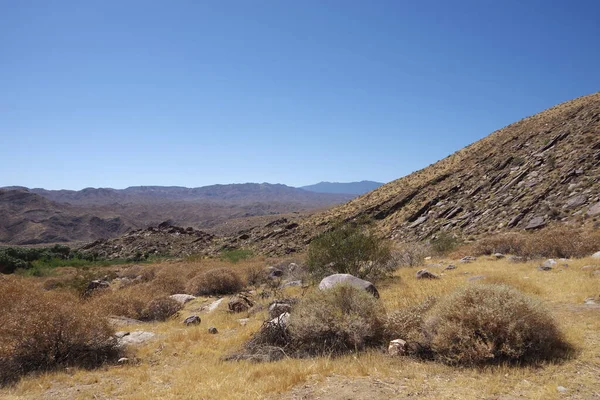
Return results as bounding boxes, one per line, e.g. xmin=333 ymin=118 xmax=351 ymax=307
xmin=1 ymin=0 xmax=599 ymax=190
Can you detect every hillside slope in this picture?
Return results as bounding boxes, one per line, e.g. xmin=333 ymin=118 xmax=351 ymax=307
xmin=227 ymin=92 xmax=600 ymax=254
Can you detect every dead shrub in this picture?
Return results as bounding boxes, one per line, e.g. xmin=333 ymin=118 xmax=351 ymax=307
xmin=393 ymin=242 xmax=430 ymax=267
xmin=385 ymin=297 xmax=437 ymax=345
xmin=119 ymin=265 xmax=156 ymax=282
xmin=186 ymin=268 xmax=244 ymax=296
xmin=0 ymin=278 xmax=119 ymax=386
xmin=140 ymin=297 xmax=182 ymax=321
xmin=473 ymin=227 xmax=600 ymax=259
xmin=288 ymin=285 xmax=386 ymax=355
xmin=245 ymin=265 xmax=268 ymax=287
xmin=422 ymin=284 xmax=572 ymax=365
xmin=87 ymin=286 xmax=153 ymax=320
xmin=149 ymin=269 xmax=187 ymax=295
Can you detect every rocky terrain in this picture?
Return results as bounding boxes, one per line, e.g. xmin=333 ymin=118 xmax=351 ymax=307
xmin=0 ymin=183 xmax=353 ymax=245
xmin=222 ymin=92 xmax=600 ymax=255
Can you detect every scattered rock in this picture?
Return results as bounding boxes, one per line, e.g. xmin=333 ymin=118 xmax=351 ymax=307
xmin=388 ymin=339 xmax=408 ymax=356
xmin=538 ymin=259 xmax=557 ymax=271
xmin=238 ymin=318 xmax=249 ymax=326
xmin=507 ymin=255 xmax=524 ymax=263
xmin=493 ymin=253 xmax=505 ymax=259
xmin=266 ymin=267 xmax=284 ymax=279
xmin=557 ymin=386 xmax=568 ymax=393
xmin=281 ymin=280 xmax=302 ymax=288
xmin=581 ymin=265 xmax=599 ymax=271
xmin=416 ymin=269 xmax=439 ymax=279
xmin=205 ymin=298 xmax=225 ymax=313
xmin=183 ymin=315 xmax=201 ymax=326
xmin=117 ymin=357 xmax=130 ymax=365
xmin=267 ymin=312 xmax=290 ymax=328
xmin=444 ymin=264 xmax=457 ymax=270
xmin=208 ymin=327 xmax=218 ymax=334
xmin=409 ymin=216 xmax=428 ymax=228
xmin=85 ymin=279 xmax=110 ymax=294
xmin=460 ymin=256 xmax=477 ymax=263
xmin=318 ymin=274 xmax=380 ymax=298
xmin=228 ymin=294 xmax=254 ymax=313
xmin=117 ymin=331 xmax=156 ymax=347
xmin=268 ymin=302 xmax=292 ymax=319
xmin=169 ymin=294 xmax=196 ymax=305
xmin=587 ymin=202 xmax=600 ymax=216
xmin=584 ymin=298 xmax=597 ymax=305
xmin=288 ymin=263 xmax=299 ymax=272
xmin=591 ymin=251 xmax=600 ymax=259
xmin=564 ymin=195 xmax=586 ymax=209
xmin=524 ymin=216 xmax=546 ymax=230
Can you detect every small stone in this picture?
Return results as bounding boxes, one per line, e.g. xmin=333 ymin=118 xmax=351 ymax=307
xmin=416 ymin=269 xmax=439 ymax=279
xmin=169 ymin=294 xmax=196 ymax=305
xmin=238 ymin=318 xmax=249 ymax=326
xmin=493 ymin=253 xmax=505 ymax=259
xmin=525 ymin=216 xmax=546 ymax=230
xmin=444 ymin=264 xmax=457 ymax=270
xmin=117 ymin=357 xmax=129 ymax=365
xmin=459 ymin=256 xmax=477 ymax=263
xmin=557 ymin=386 xmax=567 ymax=393
xmin=388 ymin=339 xmax=408 ymax=356
xmin=183 ymin=315 xmax=201 ymax=326
xmin=208 ymin=327 xmax=218 ymax=334
xmin=591 ymin=251 xmax=600 ymax=259
xmin=507 ymin=255 xmax=524 ymax=263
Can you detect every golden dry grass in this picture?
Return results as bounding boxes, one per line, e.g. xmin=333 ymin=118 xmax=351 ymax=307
xmin=1 ymin=254 xmax=599 ymax=399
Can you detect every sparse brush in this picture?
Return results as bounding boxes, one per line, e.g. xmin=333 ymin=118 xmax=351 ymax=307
xmin=0 ymin=278 xmax=120 ymax=386
xmin=288 ymin=285 xmax=387 ymax=356
xmin=393 ymin=242 xmax=430 ymax=267
xmin=385 ymin=296 xmax=437 ymax=345
xmin=149 ymin=269 xmax=187 ymax=295
xmin=141 ymin=296 xmax=182 ymax=321
xmin=87 ymin=286 xmax=153 ymax=320
xmin=422 ymin=284 xmax=573 ymax=365
xmin=186 ymin=267 xmax=244 ymax=296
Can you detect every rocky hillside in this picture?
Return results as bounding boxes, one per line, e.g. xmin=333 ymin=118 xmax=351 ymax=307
xmin=0 ymin=189 xmax=134 ymax=245
xmin=226 ymin=92 xmax=600 ymax=254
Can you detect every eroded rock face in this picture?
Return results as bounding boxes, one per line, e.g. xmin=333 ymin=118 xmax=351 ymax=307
xmin=318 ymin=274 xmax=380 ymax=298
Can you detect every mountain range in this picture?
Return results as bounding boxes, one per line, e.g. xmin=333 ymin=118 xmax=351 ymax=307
xmin=300 ymin=181 xmax=383 ymax=195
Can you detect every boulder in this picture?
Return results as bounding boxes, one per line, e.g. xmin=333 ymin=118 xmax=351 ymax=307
xmin=267 ymin=312 xmax=290 ymax=329
xmin=183 ymin=315 xmax=201 ymax=326
xmin=208 ymin=327 xmax=219 ymax=334
xmin=228 ymin=294 xmax=254 ymax=313
xmin=416 ymin=269 xmax=439 ymax=279
xmin=459 ymin=256 xmax=477 ymax=263
xmin=525 ymin=216 xmax=546 ymax=230
xmin=538 ymin=259 xmax=557 ymax=271
xmin=443 ymin=264 xmax=457 ymax=270
xmin=388 ymin=339 xmax=408 ymax=356
xmin=268 ymin=302 xmax=292 ymax=319
xmin=116 ymin=331 xmax=155 ymax=347
xmin=318 ymin=274 xmax=380 ymax=298
xmin=587 ymin=202 xmax=600 ymax=216
xmin=493 ymin=253 xmax=505 ymax=259
xmin=591 ymin=251 xmax=600 ymax=259
xmin=564 ymin=195 xmax=586 ymax=209
xmin=169 ymin=294 xmax=196 ymax=305
xmin=86 ymin=279 xmax=110 ymax=293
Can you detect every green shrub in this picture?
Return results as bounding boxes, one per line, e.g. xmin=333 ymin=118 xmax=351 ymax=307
xmin=220 ymin=249 xmax=253 ymax=263
xmin=422 ymin=284 xmax=572 ymax=365
xmin=429 ymin=232 xmax=460 ymax=255
xmin=288 ymin=285 xmax=386 ymax=355
xmin=186 ymin=268 xmax=244 ymax=296
xmin=306 ymin=223 xmax=394 ymax=280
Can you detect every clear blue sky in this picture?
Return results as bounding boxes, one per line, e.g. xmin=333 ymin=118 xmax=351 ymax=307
xmin=1 ymin=0 xmax=599 ymax=190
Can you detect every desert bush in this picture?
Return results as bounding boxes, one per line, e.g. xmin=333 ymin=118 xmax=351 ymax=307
xmin=385 ymin=296 xmax=437 ymax=344
xmin=149 ymin=269 xmax=187 ymax=295
xmin=245 ymin=265 xmax=268 ymax=286
xmin=0 ymin=278 xmax=119 ymax=386
xmin=429 ymin=232 xmax=461 ymax=255
xmin=473 ymin=227 xmax=600 ymax=259
xmin=88 ymin=286 xmax=153 ymax=320
xmin=220 ymin=248 xmax=254 ymax=263
xmin=186 ymin=267 xmax=244 ymax=296
xmin=306 ymin=223 xmax=395 ymax=280
xmin=288 ymin=285 xmax=386 ymax=355
xmin=422 ymin=284 xmax=571 ymax=365
xmin=140 ymin=297 xmax=182 ymax=321
xmin=393 ymin=242 xmax=430 ymax=267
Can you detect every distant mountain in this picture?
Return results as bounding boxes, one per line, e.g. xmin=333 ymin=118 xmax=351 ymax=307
xmin=25 ymin=183 xmax=355 ymax=206
xmin=0 ymin=183 xmax=356 ymax=245
xmin=300 ymin=181 xmax=384 ymax=195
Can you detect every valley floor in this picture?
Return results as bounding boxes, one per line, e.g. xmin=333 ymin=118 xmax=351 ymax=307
xmin=1 ymin=257 xmax=599 ymax=400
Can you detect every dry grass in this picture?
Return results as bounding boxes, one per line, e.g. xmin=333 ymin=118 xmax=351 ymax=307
xmin=1 ymin=254 xmax=599 ymax=399
xmin=186 ymin=267 xmax=244 ymax=296
xmin=473 ymin=226 xmax=600 ymax=259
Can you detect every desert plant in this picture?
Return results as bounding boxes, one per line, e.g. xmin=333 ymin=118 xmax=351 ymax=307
xmin=393 ymin=242 xmax=430 ymax=267
xmin=0 ymin=278 xmax=120 ymax=385
xmin=186 ymin=267 xmax=244 ymax=296
xmin=385 ymin=296 xmax=437 ymax=344
xmin=422 ymin=284 xmax=571 ymax=365
xmin=288 ymin=285 xmax=386 ymax=355
xmin=141 ymin=297 xmax=182 ymax=321
xmin=429 ymin=232 xmax=461 ymax=255
xmin=220 ymin=248 xmax=254 ymax=263
xmin=87 ymin=286 xmax=153 ymax=320
xmin=306 ymin=223 xmax=394 ymax=280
